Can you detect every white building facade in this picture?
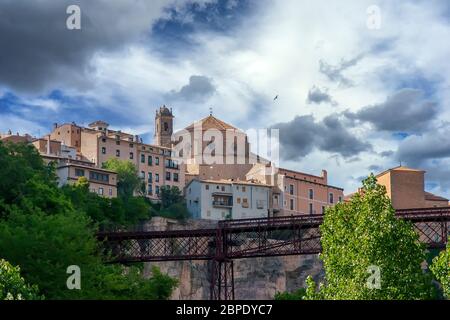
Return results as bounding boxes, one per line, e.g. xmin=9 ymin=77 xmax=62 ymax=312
xmin=185 ymin=179 xmax=271 ymax=220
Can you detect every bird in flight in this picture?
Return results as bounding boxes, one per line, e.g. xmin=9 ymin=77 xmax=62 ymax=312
xmin=273 ymin=95 xmax=279 ymax=101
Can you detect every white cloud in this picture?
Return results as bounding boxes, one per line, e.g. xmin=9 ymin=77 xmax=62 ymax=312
xmin=3 ymin=0 xmax=450 ymax=197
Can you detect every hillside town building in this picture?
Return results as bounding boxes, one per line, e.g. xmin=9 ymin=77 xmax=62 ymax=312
xmin=345 ymin=166 xmax=449 ymax=209
xmin=1 ymin=106 xmax=346 ymax=218
xmin=186 ymin=179 xmax=272 ymax=220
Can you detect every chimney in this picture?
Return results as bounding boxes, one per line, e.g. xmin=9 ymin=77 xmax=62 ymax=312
xmin=135 ymin=135 xmax=139 ymax=143
xmin=53 ymin=123 xmax=58 ymax=130
xmin=47 ymin=136 xmax=51 ymax=155
xmin=321 ymin=170 xmax=328 ymax=184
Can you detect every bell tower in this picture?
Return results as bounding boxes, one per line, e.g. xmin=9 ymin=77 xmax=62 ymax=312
xmin=154 ymin=105 xmax=174 ymax=147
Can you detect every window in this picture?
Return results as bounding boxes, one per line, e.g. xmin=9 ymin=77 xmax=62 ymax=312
xmin=98 ymin=188 xmax=104 ymax=196
xmin=242 ymin=186 xmax=246 ymax=192
xmin=174 ymin=173 xmax=179 ymax=182
xmin=339 ymin=196 xmax=343 ymax=203
xmin=116 ymin=141 xmax=120 ymax=146
xmin=75 ymin=169 xmax=85 ymax=177
xmin=206 ymin=185 xmax=210 ymax=190
xmin=221 ymin=186 xmax=225 ymax=192
xmin=322 ymin=206 xmax=326 ymax=214
xmin=155 ymin=174 xmax=159 ymax=183
xmin=290 ymin=199 xmax=294 ymax=211
xmin=148 ymin=172 xmax=152 ymax=183
xmin=155 ymin=157 xmax=160 ymax=165
xmin=329 ymin=193 xmax=334 ymax=204
xmin=289 ymin=184 xmax=294 ymax=195
xmin=129 ymin=152 xmax=134 ymax=160
xmin=237 ymin=198 xmax=241 ymax=204
xmin=166 ymin=172 xmax=171 ymax=181
xmin=155 ymin=186 xmax=160 ymax=195
xmin=164 ymin=122 xmax=169 ymax=131
xmin=102 ymin=138 xmax=106 ymax=143
xmin=242 ymin=198 xmax=249 ymax=208
xmin=129 ymin=143 xmax=134 ymax=148
xmin=89 ymin=172 xmax=109 ymax=182
xmin=309 ymin=203 xmax=313 ymax=214
xmin=141 ymin=154 xmax=145 ymax=163
xmin=148 ymin=184 xmax=153 ymax=195
xmin=148 ymin=155 xmax=153 ymax=166
xmin=116 ymin=150 xmax=120 ymax=157
xmin=309 ymin=189 xmax=314 ymax=200
xmin=257 ymin=200 xmax=265 ymax=209
xmin=140 ymin=171 xmax=145 ymax=179
xmin=109 ymin=188 xmax=113 ymax=196
xmin=101 ymin=147 xmax=106 ymax=154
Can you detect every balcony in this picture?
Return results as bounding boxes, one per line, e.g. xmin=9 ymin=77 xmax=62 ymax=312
xmin=212 ymin=200 xmax=233 ymax=208
xmin=212 ymin=195 xmax=233 ymax=208
xmin=165 ymin=159 xmax=180 ymax=170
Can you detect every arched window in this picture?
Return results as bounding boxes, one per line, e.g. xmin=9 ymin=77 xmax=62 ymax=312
xmin=164 ymin=122 xmax=169 ymax=131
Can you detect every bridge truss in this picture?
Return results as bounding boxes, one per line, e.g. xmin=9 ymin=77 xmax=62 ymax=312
xmin=98 ymin=207 xmax=450 ymax=300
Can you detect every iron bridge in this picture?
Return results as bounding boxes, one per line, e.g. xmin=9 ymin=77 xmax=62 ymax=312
xmin=98 ymin=207 xmax=450 ymax=300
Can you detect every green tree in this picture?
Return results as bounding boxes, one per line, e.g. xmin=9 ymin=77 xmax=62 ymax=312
xmin=274 ymin=288 xmax=306 ymax=300
xmin=430 ymin=241 xmax=450 ymax=299
xmin=159 ymin=202 xmax=191 ymax=221
xmin=0 ymin=259 xmax=42 ymax=300
xmin=61 ymin=184 xmax=151 ymax=229
xmin=75 ymin=176 xmax=90 ymax=189
xmin=0 ymin=142 xmax=177 ymax=300
xmin=159 ymin=186 xmax=184 ymax=209
xmin=102 ymin=158 xmax=142 ymax=198
xmin=305 ymin=174 xmax=436 ymax=300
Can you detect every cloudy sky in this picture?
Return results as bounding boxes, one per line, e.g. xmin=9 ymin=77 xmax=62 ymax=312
xmin=1 ymin=0 xmax=450 ymax=197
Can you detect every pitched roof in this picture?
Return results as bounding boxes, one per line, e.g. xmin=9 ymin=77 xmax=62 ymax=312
xmin=184 ymin=115 xmax=238 ymax=132
xmin=424 ymin=192 xmax=449 ymax=202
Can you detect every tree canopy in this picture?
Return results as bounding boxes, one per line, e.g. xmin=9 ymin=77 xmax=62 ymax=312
xmin=305 ymin=174 xmax=437 ymax=300
xmin=0 ymin=259 xmax=42 ymax=300
xmin=0 ymin=141 xmax=177 ymax=300
xmin=430 ymin=241 xmax=450 ymax=299
xmin=102 ymin=158 xmax=142 ymax=198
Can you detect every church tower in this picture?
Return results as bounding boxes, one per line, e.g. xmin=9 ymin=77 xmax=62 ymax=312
xmin=154 ymin=105 xmax=174 ymax=148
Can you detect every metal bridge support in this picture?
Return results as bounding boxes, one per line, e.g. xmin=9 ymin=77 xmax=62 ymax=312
xmin=210 ymin=259 xmax=235 ymax=301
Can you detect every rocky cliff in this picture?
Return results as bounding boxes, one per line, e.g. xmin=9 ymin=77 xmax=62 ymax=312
xmin=143 ymin=217 xmax=324 ymax=300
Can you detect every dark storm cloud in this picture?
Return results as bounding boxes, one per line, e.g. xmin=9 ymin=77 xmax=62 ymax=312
xmin=306 ymin=86 xmax=336 ymax=105
xmin=368 ymin=164 xmax=382 ymax=172
xmin=396 ymin=129 xmax=450 ymax=166
xmin=344 ymin=89 xmax=438 ymax=133
xmin=0 ymin=0 xmax=172 ymax=92
xmin=272 ymin=114 xmax=372 ymax=161
xmin=379 ymin=150 xmax=394 ymax=158
xmin=166 ymin=75 xmax=216 ymax=102
xmin=319 ymin=54 xmax=364 ymax=87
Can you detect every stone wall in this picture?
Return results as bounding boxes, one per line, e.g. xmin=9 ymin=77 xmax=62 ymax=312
xmin=143 ymin=217 xmax=324 ymax=300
